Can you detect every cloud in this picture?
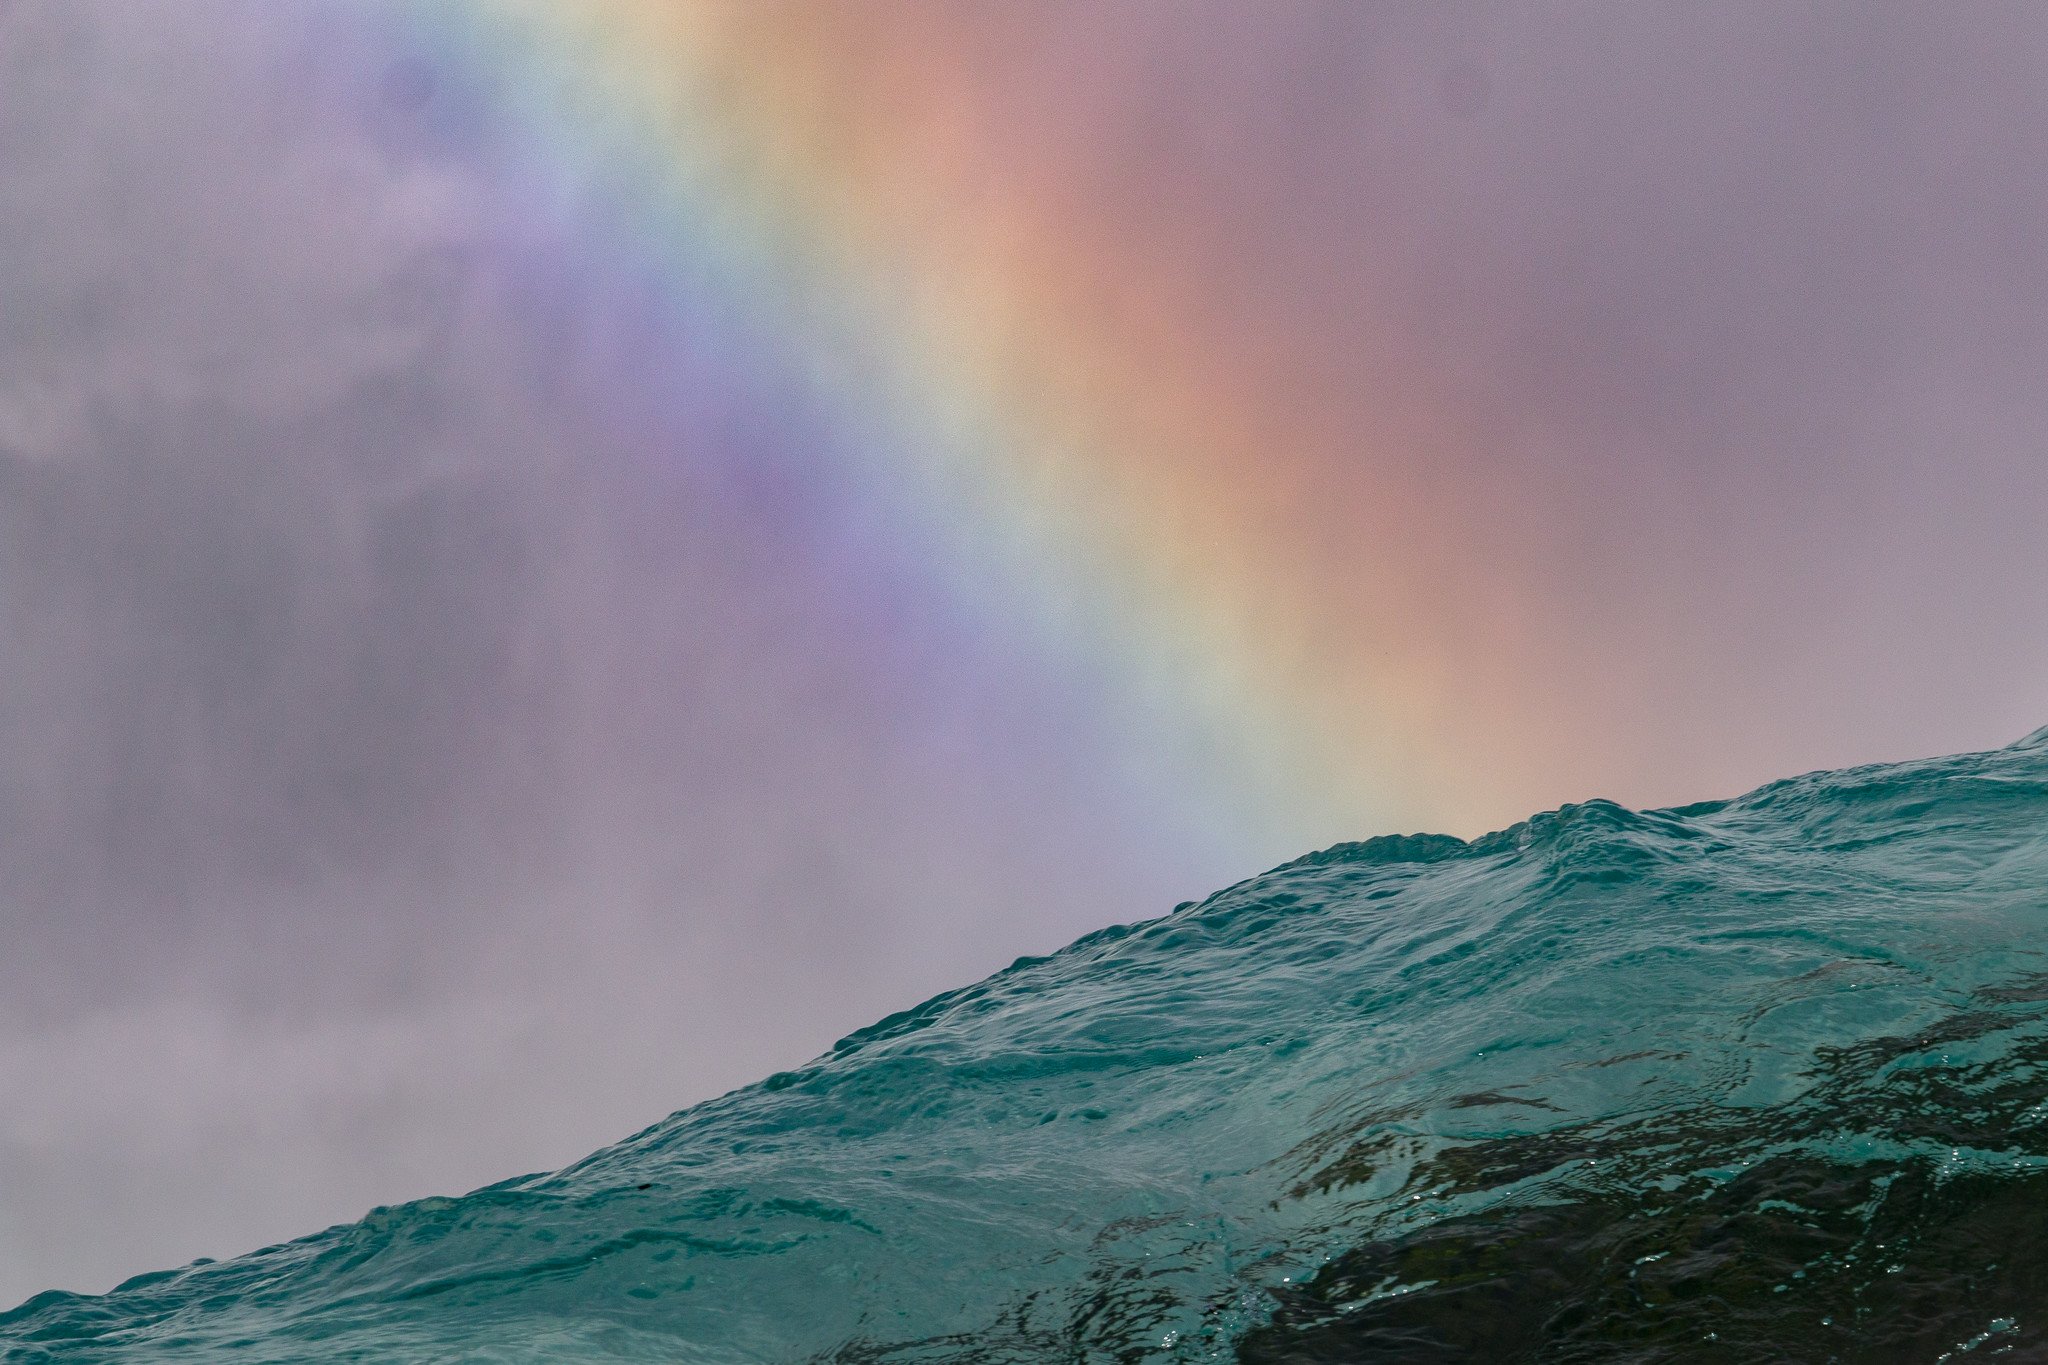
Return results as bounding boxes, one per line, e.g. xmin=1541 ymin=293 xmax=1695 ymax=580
xmin=0 ymin=1 xmax=486 ymax=452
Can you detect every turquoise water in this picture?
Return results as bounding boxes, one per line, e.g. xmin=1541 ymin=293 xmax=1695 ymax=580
xmin=12 ymin=733 xmax=2048 ymax=1361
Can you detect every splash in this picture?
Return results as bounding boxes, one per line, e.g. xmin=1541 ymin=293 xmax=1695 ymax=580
xmin=12 ymin=730 xmax=2048 ymax=1361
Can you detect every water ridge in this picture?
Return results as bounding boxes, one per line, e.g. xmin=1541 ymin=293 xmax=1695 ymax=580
xmin=11 ymin=734 xmax=2048 ymax=1360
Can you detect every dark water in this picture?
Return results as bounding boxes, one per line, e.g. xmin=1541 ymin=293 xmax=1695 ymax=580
xmin=12 ymin=732 xmax=2048 ymax=1361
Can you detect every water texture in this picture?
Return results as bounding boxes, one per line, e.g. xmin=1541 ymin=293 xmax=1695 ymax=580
xmin=12 ymin=732 xmax=2048 ymax=1361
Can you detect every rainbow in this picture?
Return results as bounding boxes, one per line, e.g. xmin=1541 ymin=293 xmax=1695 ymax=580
xmin=387 ymin=1 xmax=1494 ymax=864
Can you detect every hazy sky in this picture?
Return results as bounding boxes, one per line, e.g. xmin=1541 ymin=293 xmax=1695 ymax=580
xmin=6 ymin=0 xmax=2048 ymax=1304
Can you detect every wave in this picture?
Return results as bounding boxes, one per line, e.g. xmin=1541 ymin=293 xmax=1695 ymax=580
xmin=12 ymin=733 xmax=2048 ymax=1360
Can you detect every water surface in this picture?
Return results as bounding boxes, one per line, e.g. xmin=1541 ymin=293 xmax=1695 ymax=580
xmin=12 ymin=732 xmax=2048 ymax=1360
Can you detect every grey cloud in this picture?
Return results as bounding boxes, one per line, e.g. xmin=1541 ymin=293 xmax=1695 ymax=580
xmin=0 ymin=3 xmax=478 ymax=460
